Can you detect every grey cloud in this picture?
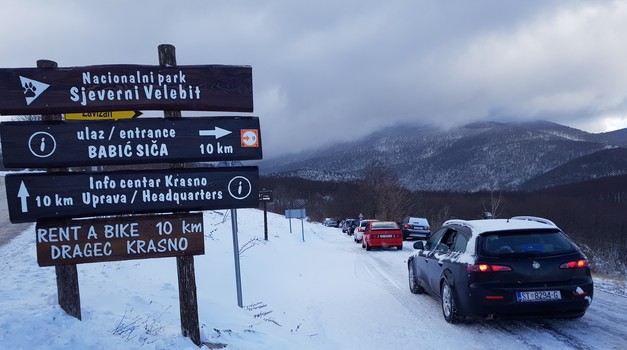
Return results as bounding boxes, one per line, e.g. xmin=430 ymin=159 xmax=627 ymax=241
xmin=1 ymin=0 xmax=625 ymax=158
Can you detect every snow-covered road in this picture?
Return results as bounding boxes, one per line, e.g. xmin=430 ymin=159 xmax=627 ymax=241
xmin=1 ymin=207 xmax=626 ymax=349
xmin=346 ymin=236 xmax=627 ymax=350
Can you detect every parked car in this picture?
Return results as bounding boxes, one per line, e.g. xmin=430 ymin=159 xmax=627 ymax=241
xmin=362 ymin=221 xmax=403 ymax=251
xmin=322 ymin=218 xmax=339 ymax=227
xmin=341 ymin=219 xmax=358 ymax=234
xmin=354 ymin=219 xmax=378 ymax=243
xmin=407 ymin=216 xmax=593 ymax=323
xmin=400 ymin=216 xmax=431 ymax=240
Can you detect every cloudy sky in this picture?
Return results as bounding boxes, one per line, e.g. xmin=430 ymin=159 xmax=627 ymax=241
xmin=2 ymin=0 xmax=627 ymax=158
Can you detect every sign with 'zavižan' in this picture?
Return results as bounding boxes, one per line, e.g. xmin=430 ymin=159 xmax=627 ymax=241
xmin=0 ymin=116 xmax=262 ymax=168
xmin=5 ymin=166 xmax=259 ymax=223
xmin=36 ymin=213 xmax=204 ymax=267
xmin=0 ymin=64 xmax=252 ymax=115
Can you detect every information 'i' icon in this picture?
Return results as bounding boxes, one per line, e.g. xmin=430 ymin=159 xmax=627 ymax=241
xmin=28 ymin=131 xmax=56 ymax=158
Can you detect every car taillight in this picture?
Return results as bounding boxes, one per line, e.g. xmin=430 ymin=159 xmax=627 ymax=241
xmin=467 ymin=264 xmax=512 ymax=272
xmin=559 ymin=259 xmax=589 ymax=269
xmin=403 ymin=224 xmax=410 ymax=229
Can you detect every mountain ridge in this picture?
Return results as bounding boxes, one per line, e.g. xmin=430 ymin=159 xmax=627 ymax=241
xmin=259 ymin=120 xmax=627 ymax=192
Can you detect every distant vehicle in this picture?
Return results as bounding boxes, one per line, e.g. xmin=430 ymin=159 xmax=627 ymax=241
xmin=407 ymin=216 xmax=593 ymax=323
xmin=400 ymin=216 xmax=431 ymax=240
xmin=341 ymin=219 xmax=358 ymax=234
xmin=322 ymin=218 xmax=339 ymax=227
xmin=354 ymin=219 xmax=378 ymax=243
xmin=362 ymin=221 xmax=403 ymax=251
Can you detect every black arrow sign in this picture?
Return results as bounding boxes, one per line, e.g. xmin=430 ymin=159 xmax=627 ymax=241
xmin=0 ymin=116 xmax=262 ymax=168
xmin=5 ymin=166 xmax=259 ymax=223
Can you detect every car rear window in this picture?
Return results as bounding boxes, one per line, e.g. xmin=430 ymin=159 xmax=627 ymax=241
xmin=372 ymin=222 xmax=398 ymax=229
xmin=409 ymin=218 xmax=427 ymax=224
xmin=478 ymin=229 xmax=579 ymax=257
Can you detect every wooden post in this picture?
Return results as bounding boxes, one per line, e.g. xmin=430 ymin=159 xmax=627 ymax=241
xmin=263 ymin=201 xmax=268 ymax=241
xmin=37 ymin=59 xmax=82 ymax=321
xmin=158 ymin=44 xmax=201 ymax=346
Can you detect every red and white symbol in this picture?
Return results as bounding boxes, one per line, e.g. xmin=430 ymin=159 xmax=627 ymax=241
xmin=241 ymin=129 xmax=259 ymax=147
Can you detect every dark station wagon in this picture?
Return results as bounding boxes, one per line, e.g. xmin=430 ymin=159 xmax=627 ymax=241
xmin=407 ymin=216 xmax=593 ymax=323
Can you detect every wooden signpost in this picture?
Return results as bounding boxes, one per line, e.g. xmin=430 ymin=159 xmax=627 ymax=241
xmin=5 ymin=166 xmax=259 ymax=223
xmin=0 ymin=64 xmax=252 ymax=115
xmin=259 ymin=190 xmax=273 ymax=241
xmin=0 ymin=116 xmax=262 ymax=168
xmin=36 ymin=213 xmax=204 ymax=266
xmin=0 ymin=45 xmax=259 ymax=347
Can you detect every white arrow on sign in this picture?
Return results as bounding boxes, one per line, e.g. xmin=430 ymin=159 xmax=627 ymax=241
xmin=198 ymin=127 xmax=232 ymax=139
xmin=18 ymin=181 xmax=30 ymax=213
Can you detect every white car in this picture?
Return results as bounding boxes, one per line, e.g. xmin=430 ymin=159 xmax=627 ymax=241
xmin=354 ymin=219 xmax=378 ymax=243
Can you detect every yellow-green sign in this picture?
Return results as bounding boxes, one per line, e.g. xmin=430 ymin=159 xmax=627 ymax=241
xmin=65 ymin=111 xmax=142 ymax=120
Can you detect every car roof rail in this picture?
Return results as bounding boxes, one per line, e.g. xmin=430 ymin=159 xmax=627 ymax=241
xmin=443 ymin=219 xmax=475 ymax=230
xmin=510 ymin=216 xmax=557 ymax=227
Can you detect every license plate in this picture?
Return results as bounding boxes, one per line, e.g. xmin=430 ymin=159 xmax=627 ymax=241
xmin=379 ymin=234 xmax=394 ymax=238
xmin=516 ymin=290 xmax=561 ymax=302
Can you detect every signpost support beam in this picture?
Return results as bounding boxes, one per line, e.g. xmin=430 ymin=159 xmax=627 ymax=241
xmin=159 ymin=44 xmax=201 ymax=347
xmin=231 ymin=209 xmax=244 ymax=307
xmin=38 ymin=59 xmax=82 ymax=321
xmin=263 ymin=201 xmax=268 ymax=241
xmin=54 ymin=264 xmax=81 ymax=320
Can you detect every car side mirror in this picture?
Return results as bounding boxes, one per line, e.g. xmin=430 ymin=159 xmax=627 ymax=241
xmin=413 ymin=241 xmax=425 ymax=250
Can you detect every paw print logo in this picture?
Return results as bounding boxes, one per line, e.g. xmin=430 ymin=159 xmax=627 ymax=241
xmin=18 ymin=76 xmax=50 ymax=105
xmin=23 ymin=81 xmax=37 ymax=98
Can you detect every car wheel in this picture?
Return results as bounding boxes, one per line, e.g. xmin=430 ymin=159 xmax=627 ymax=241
xmin=408 ymin=263 xmax=424 ymax=294
xmin=365 ymin=241 xmax=371 ymax=251
xmin=441 ymin=278 xmax=461 ymax=324
xmin=397 ymin=245 xmax=403 ymax=250
xmin=565 ymin=312 xmax=586 ymax=319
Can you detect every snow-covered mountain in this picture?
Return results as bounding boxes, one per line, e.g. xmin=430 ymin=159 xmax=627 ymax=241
xmin=259 ymin=120 xmax=627 ymax=192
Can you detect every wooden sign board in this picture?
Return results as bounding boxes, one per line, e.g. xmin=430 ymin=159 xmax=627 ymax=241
xmin=5 ymin=166 xmax=259 ymax=223
xmin=0 ymin=116 xmax=262 ymax=168
xmin=0 ymin=64 xmax=252 ymax=115
xmin=36 ymin=213 xmax=204 ymax=266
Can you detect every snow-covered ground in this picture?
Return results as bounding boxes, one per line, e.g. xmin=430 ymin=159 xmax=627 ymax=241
xmin=1 ymin=208 xmax=627 ymax=349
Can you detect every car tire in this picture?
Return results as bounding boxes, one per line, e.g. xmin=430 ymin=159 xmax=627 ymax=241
xmin=397 ymin=245 xmax=403 ymax=250
xmin=408 ymin=263 xmax=424 ymax=294
xmin=441 ymin=278 xmax=462 ymax=324
xmin=365 ymin=241 xmax=371 ymax=251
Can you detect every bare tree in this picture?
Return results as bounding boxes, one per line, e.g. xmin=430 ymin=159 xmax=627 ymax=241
xmin=361 ymin=160 xmax=409 ymax=221
xmin=482 ymin=191 xmax=504 ymax=218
